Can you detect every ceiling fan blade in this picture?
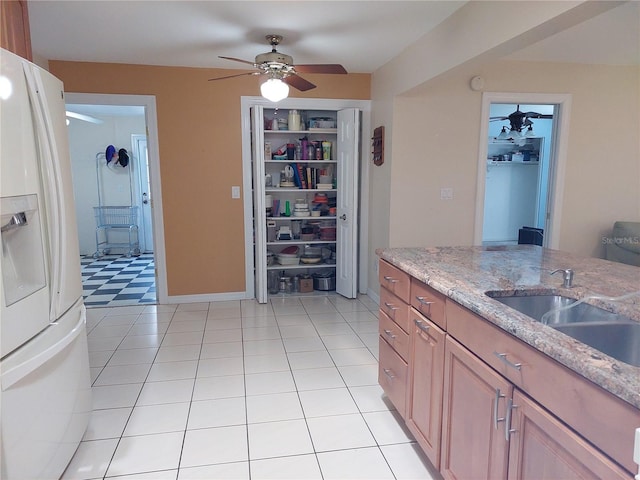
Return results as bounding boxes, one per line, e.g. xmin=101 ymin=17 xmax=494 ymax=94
xmin=294 ymin=64 xmax=347 ymax=75
xmin=65 ymin=111 xmax=103 ymax=124
xmin=219 ymin=56 xmax=256 ymax=66
xmin=523 ymin=112 xmax=553 ymax=119
xmin=283 ymin=74 xmax=316 ymax=92
xmin=208 ymin=71 xmax=261 ymax=81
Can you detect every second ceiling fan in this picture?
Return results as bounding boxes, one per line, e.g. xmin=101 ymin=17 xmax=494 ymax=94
xmin=209 ymin=34 xmax=347 ymax=96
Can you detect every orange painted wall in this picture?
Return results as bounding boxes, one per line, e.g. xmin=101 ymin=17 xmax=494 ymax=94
xmin=50 ymin=61 xmax=370 ymax=296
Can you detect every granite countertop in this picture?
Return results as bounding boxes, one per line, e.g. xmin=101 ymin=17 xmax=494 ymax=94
xmin=376 ymin=245 xmax=640 ymax=409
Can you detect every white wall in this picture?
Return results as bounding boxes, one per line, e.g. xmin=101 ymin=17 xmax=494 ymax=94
xmin=388 ymin=59 xmax=639 ymax=256
xmin=367 ymin=1 xmax=634 ymax=296
xmin=67 ymin=115 xmax=146 ymax=255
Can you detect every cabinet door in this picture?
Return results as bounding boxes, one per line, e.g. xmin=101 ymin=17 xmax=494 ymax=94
xmin=0 ymin=0 xmax=32 ymax=61
xmin=406 ymin=310 xmax=445 ymax=469
xmin=440 ymin=336 xmax=511 ymax=480
xmin=507 ymin=390 xmax=630 ymax=480
xmin=251 ymin=105 xmax=268 ymax=303
xmin=335 ymin=108 xmax=359 ymax=298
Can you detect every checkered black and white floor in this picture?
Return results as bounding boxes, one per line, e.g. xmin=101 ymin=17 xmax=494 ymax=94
xmin=81 ymin=254 xmax=157 ymax=307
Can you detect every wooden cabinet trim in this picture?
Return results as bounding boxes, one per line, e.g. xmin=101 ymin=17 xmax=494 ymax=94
xmin=1 ymin=0 xmax=32 ymax=61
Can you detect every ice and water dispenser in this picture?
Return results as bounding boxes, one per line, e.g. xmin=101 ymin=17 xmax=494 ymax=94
xmin=1 ymin=194 xmax=46 ymax=306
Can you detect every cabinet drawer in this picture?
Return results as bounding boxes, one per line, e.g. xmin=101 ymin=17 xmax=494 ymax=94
xmin=379 ymin=309 xmax=410 ymax=361
xmin=446 ymin=299 xmax=640 ymax=474
xmin=379 ymin=287 xmax=410 ymax=333
xmin=379 ymin=336 xmax=408 ymax=418
xmin=379 ymin=260 xmax=410 ymax=303
xmin=410 ymin=279 xmax=446 ymax=330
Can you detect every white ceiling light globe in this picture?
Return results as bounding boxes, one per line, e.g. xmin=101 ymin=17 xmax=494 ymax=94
xmin=261 ymin=78 xmax=289 ymax=102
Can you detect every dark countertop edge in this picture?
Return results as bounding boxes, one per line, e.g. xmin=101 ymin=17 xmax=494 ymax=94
xmin=377 ymin=248 xmax=640 ymax=410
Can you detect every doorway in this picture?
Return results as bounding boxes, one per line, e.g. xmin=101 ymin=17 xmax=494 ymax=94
xmin=65 ymin=93 xmax=168 ymax=306
xmin=474 ymin=93 xmax=572 ymax=249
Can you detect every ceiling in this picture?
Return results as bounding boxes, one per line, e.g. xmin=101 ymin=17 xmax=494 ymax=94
xmin=27 ymin=1 xmax=465 ymax=73
xmin=29 ymin=1 xmax=639 ymax=77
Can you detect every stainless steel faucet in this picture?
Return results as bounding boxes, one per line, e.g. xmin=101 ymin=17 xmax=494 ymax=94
xmin=551 ymin=268 xmax=574 ymax=288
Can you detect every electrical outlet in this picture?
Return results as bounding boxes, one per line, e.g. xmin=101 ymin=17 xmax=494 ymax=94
xmin=441 ymin=187 xmax=453 ymax=200
xmin=231 ymin=186 xmax=241 ymax=199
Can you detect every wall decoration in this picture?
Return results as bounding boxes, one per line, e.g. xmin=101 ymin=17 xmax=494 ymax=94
xmin=372 ymin=126 xmax=384 ymax=166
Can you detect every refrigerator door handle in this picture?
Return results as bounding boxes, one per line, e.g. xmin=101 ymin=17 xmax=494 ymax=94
xmin=23 ymin=63 xmax=65 ymax=322
xmin=1 ymin=305 xmax=86 ymax=389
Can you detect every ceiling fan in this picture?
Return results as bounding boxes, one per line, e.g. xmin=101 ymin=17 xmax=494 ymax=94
xmin=209 ymin=34 xmax=347 ymax=101
xmin=490 ymin=105 xmax=553 ymax=138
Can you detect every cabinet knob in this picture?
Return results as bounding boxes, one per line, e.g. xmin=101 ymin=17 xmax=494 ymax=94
xmin=383 ymin=368 xmax=395 ymax=380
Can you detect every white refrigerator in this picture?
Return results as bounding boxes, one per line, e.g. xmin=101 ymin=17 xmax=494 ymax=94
xmin=0 ymin=49 xmax=91 ymax=479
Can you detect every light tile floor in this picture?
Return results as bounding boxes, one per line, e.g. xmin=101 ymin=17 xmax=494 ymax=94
xmin=64 ymin=295 xmax=441 ymax=480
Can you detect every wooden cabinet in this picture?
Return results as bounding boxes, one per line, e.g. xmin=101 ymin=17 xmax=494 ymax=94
xmin=377 ymin=258 xmax=637 ymax=479
xmin=1 ymin=0 xmax=32 ymax=61
xmin=406 ymin=307 xmax=445 ymax=469
xmin=440 ymin=336 xmax=630 ymax=480
xmin=379 ymin=260 xmax=410 ymax=302
xmin=447 ymin=299 xmax=640 ymax=474
xmin=440 ymin=336 xmax=512 ymax=480
xmin=508 ymin=390 xmax=630 ymax=480
xmin=378 ymin=335 xmax=408 ymax=418
xmin=378 ymin=260 xmax=410 ymax=417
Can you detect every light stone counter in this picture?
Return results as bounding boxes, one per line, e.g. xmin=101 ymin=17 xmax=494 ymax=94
xmin=376 ymin=245 xmax=640 ymax=409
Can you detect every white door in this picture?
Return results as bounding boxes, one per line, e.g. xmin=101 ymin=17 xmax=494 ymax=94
xmin=336 ymin=108 xmax=360 ymax=298
xmin=132 ymin=135 xmax=153 ymax=252
xmin=251 ymin=106 xmax=268 ymax=303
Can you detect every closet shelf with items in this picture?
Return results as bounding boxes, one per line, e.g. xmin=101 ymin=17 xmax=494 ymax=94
xmin=251 ymin=104 xmax=361 ymax=302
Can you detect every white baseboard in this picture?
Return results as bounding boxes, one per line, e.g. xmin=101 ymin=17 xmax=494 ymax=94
xmin=165 ymin=291 xmax=252 ymax=304
xmin=366 ymin=288 xmax=380 ymax=306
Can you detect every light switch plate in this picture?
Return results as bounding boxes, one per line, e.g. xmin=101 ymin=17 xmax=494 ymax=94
xmin=231 ymin=186 xmax=241 ymax=199
xmin=441 ymin=187 xmax=453 ymax=200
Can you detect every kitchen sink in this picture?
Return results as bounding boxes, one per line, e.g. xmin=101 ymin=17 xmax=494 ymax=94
xmin=486 ymin=292 xmax=640 ymax=367
xmin=488 ymin=294 xmax=622 ymax=324
xmin=553 ymin=321 xmax=640 ymax=367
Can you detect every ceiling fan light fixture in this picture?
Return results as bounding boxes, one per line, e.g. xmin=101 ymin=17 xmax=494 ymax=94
xmin=497 ymin=126 xmax=509 ymax=140
xmin=524 ymin=125 xmax=535 ymax=137
xmin=260 ymin=77 xmax=289 ymax=102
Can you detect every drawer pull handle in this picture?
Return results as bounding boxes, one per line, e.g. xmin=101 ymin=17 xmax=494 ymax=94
xmin=383 ymin=329 xmax=397 ymax=340
xmin=383 ymin=276 xmax=399 ymax=284
xmin=415 ymin=296 xmax=434 ymax=307
xmin=414 ymin=318 xmax=430 ymax=333
xmin=493 ymin=388 xmax=505 ymax=430
xmin=383 ymin=368 xmax=395 ymax=380
xmin=494 ymin=352 xmax=522 ymax=371
xmin=505 ymin=397 xmax=518 ymax=441
xmin=383 ymin=302 xmax=399 ymax=311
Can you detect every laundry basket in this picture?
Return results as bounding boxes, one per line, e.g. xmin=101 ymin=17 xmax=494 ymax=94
xmin=93 ymin=206 xmax=140 ymax=257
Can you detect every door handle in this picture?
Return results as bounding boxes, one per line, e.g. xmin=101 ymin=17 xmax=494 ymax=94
xmin=142 ymin=192 xmax=149 ymax=205
xmin=340 ymin=214 xmax=346 ymax=220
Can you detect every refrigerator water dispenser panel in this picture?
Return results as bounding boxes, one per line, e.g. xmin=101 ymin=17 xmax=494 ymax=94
xmin=1 ymin=194 xmax=46 ymax=306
